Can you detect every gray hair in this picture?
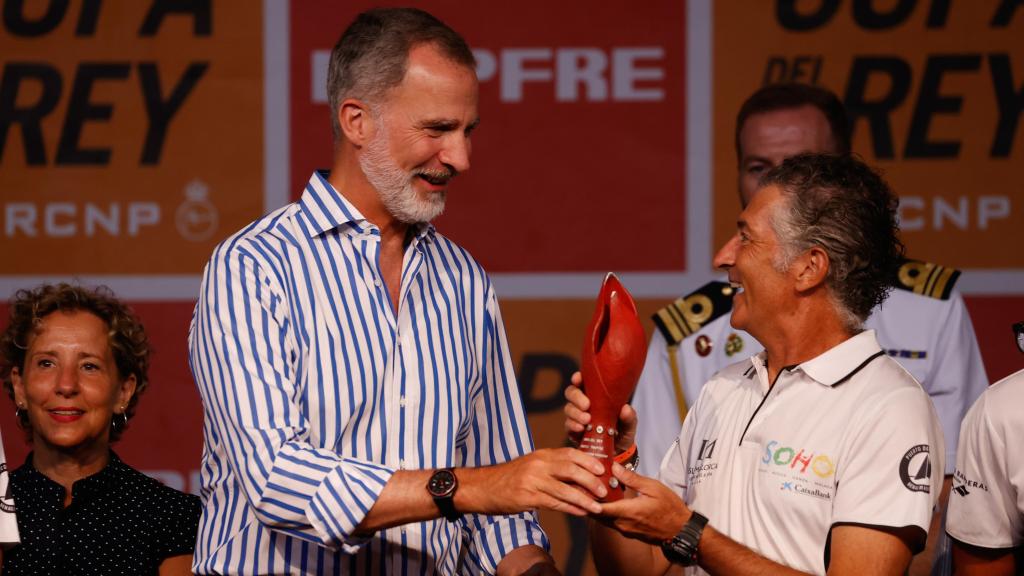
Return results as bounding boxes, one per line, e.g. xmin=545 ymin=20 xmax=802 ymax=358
xmin=762 ymin=153 xmax=904 ymax=331
xmin=326 ymin=7 xmax=476 ymax=140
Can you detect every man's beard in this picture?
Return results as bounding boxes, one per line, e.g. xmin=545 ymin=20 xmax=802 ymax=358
xmin=359 ymin=124 xmax=451 ymax=224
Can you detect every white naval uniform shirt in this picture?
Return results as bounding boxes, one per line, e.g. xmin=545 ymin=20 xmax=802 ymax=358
xmin=0 ymin=432 xmax=18 ymax=546
xmin=635 ymin=288 xmax=985 ymax=477
xmin=659 ymin=330 xmax=944 ymax=575
xmin=946 ymin=368 xmax=1024 ymax=549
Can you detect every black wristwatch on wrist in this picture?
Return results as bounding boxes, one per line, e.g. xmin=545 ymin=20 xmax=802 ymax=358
xmin=426 ymin=468 xmax=462 ymax=521
xmin=661 ymin=511 xmax=708 ymax=566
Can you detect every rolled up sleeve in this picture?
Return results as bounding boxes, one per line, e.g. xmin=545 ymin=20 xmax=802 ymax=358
xmin=190 ymin=240 xmax=393 ymax=551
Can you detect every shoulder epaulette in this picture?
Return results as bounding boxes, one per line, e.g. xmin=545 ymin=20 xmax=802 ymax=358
xmin=894 ymin=258 xmax=961 ymax=300
xmin=652 ymin=281 xmax=735 ymax=345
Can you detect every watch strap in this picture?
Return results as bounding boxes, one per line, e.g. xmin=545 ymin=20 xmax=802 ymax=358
xmin=661 ymin=511 xmax=708 ymax=566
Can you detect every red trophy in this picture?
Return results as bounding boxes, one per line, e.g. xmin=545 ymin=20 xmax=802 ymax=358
xmin=579 ymin=273 xmax=647 ymax=501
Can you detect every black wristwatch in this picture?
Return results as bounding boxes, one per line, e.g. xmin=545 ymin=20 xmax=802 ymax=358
xmin=661 ymin=511 xmax=708 ymax=566
xmin=426 ymin=468 xmax=462 ymax=521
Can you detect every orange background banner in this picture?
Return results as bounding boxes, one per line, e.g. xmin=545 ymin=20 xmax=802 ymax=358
xmin=0 ymin=1 xmax=263 ymax=274
xmin=713 ymin=0 xmax=1023 ymax=268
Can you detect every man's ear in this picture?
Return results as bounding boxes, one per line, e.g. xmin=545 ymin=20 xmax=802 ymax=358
xmin=794 ymin=246 xmax=830 ymax=292
xmin=338 ymin=99 xmax=376 ymax=147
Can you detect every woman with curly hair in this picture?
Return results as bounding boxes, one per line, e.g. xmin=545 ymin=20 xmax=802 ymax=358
xmin=0 ymin=284 xmax=199 ymax=575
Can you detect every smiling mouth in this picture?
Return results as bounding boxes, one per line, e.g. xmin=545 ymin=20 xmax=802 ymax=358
xmin=418 ymin=174 xmax=448 ymax=186
xmin=415 ymin=169 xmax=455 ymax=187
xmin=48 ymin=408 xmax=85 ymax=421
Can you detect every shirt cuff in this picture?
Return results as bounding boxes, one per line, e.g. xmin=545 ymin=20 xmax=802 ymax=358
xmin=469 ymin=512 xmax=550 ymax=574
xmin=307 ymin=458 xmax=395 ymax=552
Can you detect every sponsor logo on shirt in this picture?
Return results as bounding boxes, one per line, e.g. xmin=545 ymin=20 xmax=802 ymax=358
xmin=688 ymin=437 xmax=718 ymax=484
xmin=952 ymin=467 xmax=988 ymax=497
xmin=0 ymin=462 xmax=14 ymax=514
xmin=780 ymin=481 xmax=832 ymax=501
xmin=899 ymin=445 xmax=932 ymax=493
xmin=762 ymin=440 xmax=836 ymax=501
xmin=762 ymin=441 xmax=835 ymax=479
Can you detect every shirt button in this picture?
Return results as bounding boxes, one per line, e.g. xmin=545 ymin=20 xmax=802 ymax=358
xmin=399 ymin=396 xmax=406 ymax=407
xmin=373 ymin=278 xmax=381 ymax=287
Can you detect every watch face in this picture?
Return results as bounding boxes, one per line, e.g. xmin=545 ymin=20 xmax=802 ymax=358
xmin=428 ymin=469 xmax=457 ymax=497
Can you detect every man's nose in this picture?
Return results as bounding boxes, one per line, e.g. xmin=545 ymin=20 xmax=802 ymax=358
xmin=712 ymin=234 xmax=740 ymax=270
xmin=439 ymin=134 xmax=471 ymax=174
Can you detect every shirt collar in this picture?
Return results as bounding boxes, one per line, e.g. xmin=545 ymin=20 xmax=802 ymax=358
xmin=795 ymin=329 xmax=885 ymax=387
xmin=18 ymin=450 xmax=129 ymax=505
xmin=298 ymin=170 xmax=368 ymax=237
xmin=298 ymin=170 xmax=437 ymax=243
xmin=747 ymin=329 xmax=884 ymax=388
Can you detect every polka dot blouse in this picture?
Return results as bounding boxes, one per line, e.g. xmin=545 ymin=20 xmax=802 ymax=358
xmin=2 ymin=451 xmax=201 ymax=575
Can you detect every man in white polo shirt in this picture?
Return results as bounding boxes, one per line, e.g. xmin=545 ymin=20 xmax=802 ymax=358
xmin=634 ymin=84 xmax=987 ymax=491
xmin=566 ymin=153 xmax=945 ymax=574
xmin=946 ymin=343 xmax=1024 ymax=574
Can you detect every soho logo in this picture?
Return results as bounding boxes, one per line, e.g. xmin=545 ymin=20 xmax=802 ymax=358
xmin=311 ymin=47 xmax=667 ymax=104
xmin=762 ymin=440 xmax=835 ymax=479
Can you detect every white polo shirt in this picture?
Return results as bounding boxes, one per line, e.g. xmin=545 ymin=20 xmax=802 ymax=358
xmin=0 ymin=432 xmax=19 ymax=546
xmin=636 ymin=286 xmax=986 ymax=477
xmin=946 ymin=368 xmax=1024 ymax=549
xmin=659 ymin=330 xmax=945 ymax=575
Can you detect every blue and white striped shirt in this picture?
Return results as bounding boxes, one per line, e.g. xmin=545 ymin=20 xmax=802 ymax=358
xmin=188 ymin=171 xmax=547 ymax=575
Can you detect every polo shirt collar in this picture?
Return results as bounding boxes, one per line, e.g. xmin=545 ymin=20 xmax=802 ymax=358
xmin=747 ymin=330 xmax=884 ymax=388
xmin=796 ymin=329 xmax=884 ymax=387
xmin=298 ymin=170 xmax=436 ymax=243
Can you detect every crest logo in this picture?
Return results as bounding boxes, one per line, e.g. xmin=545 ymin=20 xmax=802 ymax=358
xmin=899 ymin=445 xmax=931 ymax=493
xmin=697 ymin=438 xmax=716 ymax=460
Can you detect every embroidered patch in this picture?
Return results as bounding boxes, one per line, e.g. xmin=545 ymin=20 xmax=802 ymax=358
xmin=725 ymin=333 xmax=744 ymax=357
xmin=695 ymin=334 xmax=712 ymax=357
xmin=899 ymin=445 xmax=931 ymax=493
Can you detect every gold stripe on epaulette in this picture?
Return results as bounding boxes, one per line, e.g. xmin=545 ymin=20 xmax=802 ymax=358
xmin=897 ymin=260 xmax=960 ymax=300
xmin=655 ymin=294 xmax=709 ymax=344
xmin=653 ymin=282 xmax=734 ymax=345
xmin=655 ymin=305 xmax=686 ymax=343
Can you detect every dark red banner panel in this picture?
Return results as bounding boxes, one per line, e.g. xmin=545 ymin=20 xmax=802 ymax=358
xmin=290 ymin=0 xmax=687 ymax=273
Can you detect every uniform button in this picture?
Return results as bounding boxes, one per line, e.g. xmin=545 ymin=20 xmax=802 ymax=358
xmin=373 ymin=278 xmax=381 ymax=287
xmin=399 ymin=459 xmax=406 ymax=469
xmin=400 ymin=526 xmax=407 ymax=534
xmin=399 ymin=396 xmax=406 ymax=407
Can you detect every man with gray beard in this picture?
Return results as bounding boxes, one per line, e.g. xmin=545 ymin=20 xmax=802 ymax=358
xmin=188 ymin=8 xmax=606 ymax=575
